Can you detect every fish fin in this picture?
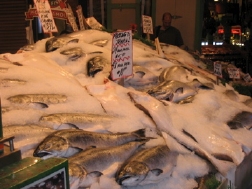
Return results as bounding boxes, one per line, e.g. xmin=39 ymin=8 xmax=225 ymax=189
xmin=211 ymin=153 xmax=234 ymax=163
xmin=67 ymin=39 xmax=79 ymax=44
xmin=57 ymin=123 xmax=80 ymax=130
xmin=29 ymin=102 xmax=48 ymax=109
xmin=182 ymin=129 xmax=198 ymax=142
xmin=150 ymin=169 xmax=163 ymax=176
xmin=175 ymin=87 xmax=183 ymax=94
xmin=88 ymin=171 xmax=103 ymax=178
xmin=135 ymin=71 xmax=146 ymax=78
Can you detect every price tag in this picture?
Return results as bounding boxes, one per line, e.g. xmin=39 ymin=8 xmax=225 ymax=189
xmin=111 ymin=30 xmax=133 ymax=80
xmin=214 ymin=61 xmax=222 ymax=78
xmin=142 ymin=15 xmax=153 ymax=34
xmin=33 ymin=0 xmax=58 ymax=33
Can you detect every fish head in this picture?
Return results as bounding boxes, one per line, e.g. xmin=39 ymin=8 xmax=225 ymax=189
xmin=33 ymin=135 xmax=70 ymax=158
xmin=116 ymin=161 xmax=149 ymax=186
xmin=147 ymin=87 xmax=174 ymax=101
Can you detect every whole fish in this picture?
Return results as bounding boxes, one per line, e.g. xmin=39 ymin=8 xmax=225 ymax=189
xmin=7 ymin=94 xmax=67 ymax=106
xmin=39 ymin=113 xmax=115 ymax=129
xmin=116 ymin=145 xmax=178 ymax=186
xmin=127 ymin=91 xmax=237 ymax=178
xmin=69 ymin=140 xmax=147 ymax=189
xmin=147 ymin=79 xmax=213 ymax=103
xmin=227 ymin=111 xmax=252 ymax=130
xmin=45 ymin=35 xmax=79 ymax=52
xmin=33 ymin=128 xmax=147 ymax=159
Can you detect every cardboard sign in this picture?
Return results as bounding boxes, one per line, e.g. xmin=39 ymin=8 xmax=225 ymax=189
xmin=142 ymin=15 xmax=153 ymax=34
xmin=76 ymin=5 xmax=85 ymax=30
xmin=111 ymin=30 xmax=133 ymax=80
xmin=214 ymin=61 xmax=222 ymax=78
xmin=227 ymin=67 xmax=240 ymax=79
xmin=65 ymin=4 xmax=79 ymax=32
xmin=243 ymin=73 xmax=251 ymax=82
xmin=33 ymin=0 xmax=58 ymax=33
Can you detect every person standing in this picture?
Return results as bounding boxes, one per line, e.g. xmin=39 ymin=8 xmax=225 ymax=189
xmin=153 ymin=12 xmax=186 ymax=49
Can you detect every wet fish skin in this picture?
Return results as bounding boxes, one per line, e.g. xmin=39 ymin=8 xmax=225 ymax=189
xmin=116 ymin=145 xmax=178 ymax=186
xmin=159 ymin=66 xmax=188 ymax=82
xmin=33 ymin=128 xmax=147 ymax=159
xmin=7 ymin=94 xmax=67 ymax=104
xmin=90 ymin=39 xmax=108 ymax=47
xmin=45 ymin=36 xmax=79 ymax=52
xmin=68 ymin=140 xmax=147 ymax=188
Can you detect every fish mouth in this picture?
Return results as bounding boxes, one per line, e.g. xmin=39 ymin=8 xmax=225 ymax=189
xmin=117 ymin=176 xmax=132 ymax=185
xmin=33 ymin=150 xmax=55 ymax=159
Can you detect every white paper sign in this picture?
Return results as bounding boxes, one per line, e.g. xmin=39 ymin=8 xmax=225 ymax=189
xmin=227 ymin=67 xmax=240 ymax=79
xmin=142 ymin=15 xmax=153 ymax=34
xmin=214 ymin=61 xmax=222 ymax=78
xmin=111 ymin=30 xmax=133 ymax=80
xmin=243 ymin=73 xmax=251 ymax=82
xmin=33 ymin=0 xmax=58 ymax=33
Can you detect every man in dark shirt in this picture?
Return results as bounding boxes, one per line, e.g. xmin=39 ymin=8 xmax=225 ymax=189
xmin=153 ymin=12 xmax=186 ymax=49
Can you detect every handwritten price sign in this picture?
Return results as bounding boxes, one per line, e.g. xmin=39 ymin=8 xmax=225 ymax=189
xmin=111 ymin=30 xmax=133 ymax=80
xmin=33 ymin=0 xmax=58 ymax=33
xmin=214 ymin=61 xmax=222 ymax=78
xmin=227 ymin=67 xmax=240 ymax=79
xmin=142 ymin=15 xmax=153 ymax=34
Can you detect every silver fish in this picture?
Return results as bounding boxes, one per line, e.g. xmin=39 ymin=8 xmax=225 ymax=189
xmin=69 ymin=140 xmax=146 ymax=188
xmin=227 ymin=111 xmax=252 ymax=130
xmin=60 ymin=47 xmax=103 ymax=61
xmin=127 ymin=91 xmax=237 ymax=177
xmin=39 ymin=113 xmax=115 ymax=129
xmin=147 ymin=79 xmax=213 ymax=103
xmin=7 ymin=94 xmax=67 ymax=105
xmin=1 ymin=79 xmax=26 ymax=87
xmin=124 ymin=65 xmax=159 ymax=90
xmin=87 ymin=56 xmax=109 ymax=77
xmin=45 ymin=36 xmax=79 ymax=52
xmin=116 ymin=145 xmax=178 ymax=186
xmin=33 ymin=128 xmax=147 ymax=159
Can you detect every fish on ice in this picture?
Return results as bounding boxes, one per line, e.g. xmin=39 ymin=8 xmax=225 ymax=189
xmin=33 ymin=128 xmax=148 ymax=159
xmin=69 ymin=140 xmax=147 ymax=189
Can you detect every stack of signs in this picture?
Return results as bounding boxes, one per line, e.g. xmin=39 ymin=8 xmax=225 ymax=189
xmin=111 ymin=30 xmax=133 ymax=80
xmin=33 ymin=0 xmax=58 ymax=33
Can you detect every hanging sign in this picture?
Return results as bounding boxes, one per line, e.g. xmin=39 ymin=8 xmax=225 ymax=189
xmin=76 ymin=5 xmax=85 ymax=30
xmin=33 ymin=0 xmax=58 ymax=33
xmin=214 ymin=61 xmax=222 ymax=78
xmin=227 ymin=67 xmax=240 ymax=79
xmin=65 ymin=4 xmax=79 ymax=31
xmin=142 ymin=15 xmax=153 ymax=34
xmin=111 ymin=30 xmax=133 ymax=80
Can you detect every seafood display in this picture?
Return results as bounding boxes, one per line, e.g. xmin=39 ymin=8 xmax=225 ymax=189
xmin=1 ymin=29 xmax=252 ymax=189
